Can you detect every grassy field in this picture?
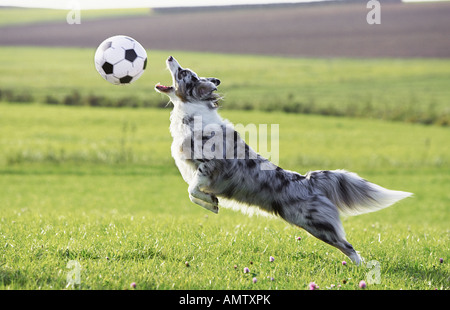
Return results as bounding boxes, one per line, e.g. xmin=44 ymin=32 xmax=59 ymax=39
xmin=0 ymin=103 xmax=448 ymax=290
xmin=0 ymin=47 xmax=449 ymax=125
xmin=0 ymin=42 xmax=448 ymax=291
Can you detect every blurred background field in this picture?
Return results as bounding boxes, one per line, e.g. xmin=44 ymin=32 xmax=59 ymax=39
xmin=0 ymin=1 xmax=449 ymax=290
xmin=1 ymin=104 xmax=449 ymax=174
xmin=0 ymin=7 xmax=150 ymax=26
xmin=1 ymin=48 xmax=449 ymax=126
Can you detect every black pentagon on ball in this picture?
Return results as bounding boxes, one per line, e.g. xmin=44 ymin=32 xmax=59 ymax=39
xmin=119 ymin=75 xmax=133 ymax=84
xmin=143 ymin=58 xmax=147 ymax=70
xmin=102 ymin=62 xmax=114 ymax=74
xmin=125 ymin=49 xmax=138 ymax=62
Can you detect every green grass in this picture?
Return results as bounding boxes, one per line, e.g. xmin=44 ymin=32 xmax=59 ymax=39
xmin=0 ymin=47 xmax=450 ymax=125
xmin=0 ymin=8 xmax=151 ymax=27
xmin=0 ymin=104 xmax=448 ymax=290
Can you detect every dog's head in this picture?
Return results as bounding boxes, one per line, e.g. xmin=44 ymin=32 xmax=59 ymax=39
xmin=155 ymin=56 xmax=221 ymax=108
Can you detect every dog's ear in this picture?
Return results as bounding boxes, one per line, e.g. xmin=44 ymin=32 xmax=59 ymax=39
xmin=196 ymin=81 xmax=217 ymax=99
xmin=207 ymin=78 xmax=220 ymax=86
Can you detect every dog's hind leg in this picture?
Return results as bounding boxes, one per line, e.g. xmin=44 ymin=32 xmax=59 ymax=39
xmin=286 ymin=196 xmax=362 ymax=265
xmin=188 ymin=163 xmax=219 ymax=214
xmin=303 ymin=219 xmax=361 ymax=265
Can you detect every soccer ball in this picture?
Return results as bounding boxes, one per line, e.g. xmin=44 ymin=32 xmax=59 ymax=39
xmin=94 ymin=35 xmax=148 ymax=85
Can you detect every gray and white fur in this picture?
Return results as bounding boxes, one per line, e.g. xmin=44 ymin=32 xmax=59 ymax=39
xmin=155 ymin=56 xmax=412 ymax=265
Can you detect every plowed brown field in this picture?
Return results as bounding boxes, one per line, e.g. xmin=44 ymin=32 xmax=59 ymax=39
xmin=1 ymin=2 xmax=449 ymax=57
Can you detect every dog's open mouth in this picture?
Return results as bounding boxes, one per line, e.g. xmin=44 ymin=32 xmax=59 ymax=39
xmin=155 ymin=83 xmax=174 ymax=93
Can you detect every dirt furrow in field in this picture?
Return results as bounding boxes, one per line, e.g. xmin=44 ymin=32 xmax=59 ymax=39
xmin=1 ymin=2 xmax=449 ymax=58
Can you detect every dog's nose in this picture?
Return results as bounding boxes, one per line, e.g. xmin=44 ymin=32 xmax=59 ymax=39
xmin=168 ymin=56 xmax=173 ymax=62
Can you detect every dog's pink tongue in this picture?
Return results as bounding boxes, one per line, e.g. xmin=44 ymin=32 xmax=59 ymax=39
xmin=156 ymin=84 xmax=172 ymax=91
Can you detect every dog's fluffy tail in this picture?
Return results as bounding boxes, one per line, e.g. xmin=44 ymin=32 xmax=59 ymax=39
xmin=306 ymin=169 xmax=412 ymax=216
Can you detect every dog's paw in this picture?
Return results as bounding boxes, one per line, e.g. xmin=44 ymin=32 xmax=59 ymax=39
xmin=210 ymin=205 xmax=219 ymax=214
xmin=350 ymin=251 xmax=362 ymax=266
xmin=189 ymin=194 xmax=219 ymax=214
xmin=210 ymin=194 xmax=219 ymax=206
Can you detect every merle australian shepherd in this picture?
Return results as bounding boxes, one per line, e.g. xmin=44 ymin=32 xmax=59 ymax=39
xmin=155 ymin=56 xmax=412 ymax=265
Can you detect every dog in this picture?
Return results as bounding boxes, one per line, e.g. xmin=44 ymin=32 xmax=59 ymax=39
xmin=155 ymin=56 xmax=412 ymax=265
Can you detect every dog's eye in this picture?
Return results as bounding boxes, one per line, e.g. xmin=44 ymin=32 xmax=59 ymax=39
xmin=178 ymin=70 xmax=188 ymax=79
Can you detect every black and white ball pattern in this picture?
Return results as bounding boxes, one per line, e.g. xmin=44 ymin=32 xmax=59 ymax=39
xmin=94 ymin=35 xmax=147 ymax=85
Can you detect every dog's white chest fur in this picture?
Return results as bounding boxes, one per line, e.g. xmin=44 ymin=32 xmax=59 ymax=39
xmin=169 ymin=102 xmax=224 ymax=185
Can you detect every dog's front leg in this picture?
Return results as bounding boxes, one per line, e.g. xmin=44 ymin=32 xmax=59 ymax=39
xmin=188 ymin=163 xmax=219 ymax=214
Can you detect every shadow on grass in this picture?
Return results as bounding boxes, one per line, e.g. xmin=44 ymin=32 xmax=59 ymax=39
xmin=57 ymin=247 xmax=167 ymax=261
xmin=389 ymin=262 xmax=448 ymax=289
xmin=0 ymin=267 xmax=64 ymax=289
